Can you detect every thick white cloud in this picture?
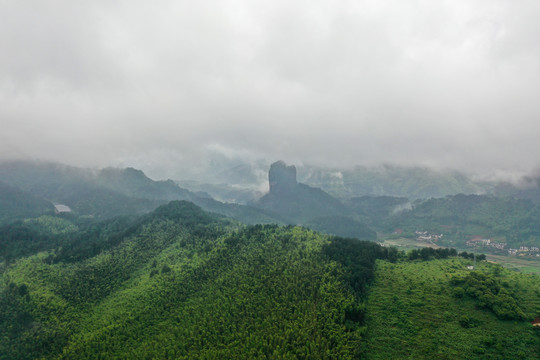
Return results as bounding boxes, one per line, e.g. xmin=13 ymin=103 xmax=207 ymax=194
xmin=1 ymin=0 xmax=540 ymax=178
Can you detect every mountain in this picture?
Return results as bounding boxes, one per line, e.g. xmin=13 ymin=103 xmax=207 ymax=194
xmin=492 ymin=176 xmax=540 ymax=204
xmin=0 ymin=181 xmax=54 ymax=224
xmin=255 ymin=161 xmax=349 ymax=222
xmin=252 ymin=161 xmax=376 ymax=240
xmin=95 ymin=167 xmax=195 ymax=201
xmin=0 ymin=161 xmax=282 ymax=225
xmin=345 ymin=195 xmax=411 ymax=227
xmin=298 ymin=164 xmax=485 ymax=200
xmin=0 ymin=201 xmax=387 ymax=359
xmin=172 ymin=157 xmax=489 ymax=201
xmin=0 ymin=161 xmax=161 ymax=218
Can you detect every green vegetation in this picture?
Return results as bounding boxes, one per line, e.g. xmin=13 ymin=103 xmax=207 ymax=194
xmin=0 ymin=201 xmax=390 ymax=359
xmin=1 ymin=200 xmax=538 ymax=359
xmin=486 ymin=254 xmax=540 ymax=274
xmin=363 ymin=259 xmax=540 ymax=359
xmin=0 ymin=214 xmax=138 ymax=264
xmin=450 ymin=271 xmax=525 ymax=320
xmin=0 ymin=161 xmax=287 ymax=225
xmin=2 ymin=161 xmax=540 ymax=358
xmin=346 ymin=195 xmax=409 ymax=227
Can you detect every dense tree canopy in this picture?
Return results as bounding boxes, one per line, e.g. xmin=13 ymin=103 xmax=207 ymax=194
xmin=0 ymin=200 xmax=538 ymax=359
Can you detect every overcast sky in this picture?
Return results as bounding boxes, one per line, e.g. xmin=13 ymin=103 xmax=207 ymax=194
xmin=1 ymin=0 xmax=540 ymax=179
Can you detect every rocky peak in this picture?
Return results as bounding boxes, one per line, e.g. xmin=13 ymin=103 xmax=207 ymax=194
xmin=269 ymin=161 xmax=297 ymax=193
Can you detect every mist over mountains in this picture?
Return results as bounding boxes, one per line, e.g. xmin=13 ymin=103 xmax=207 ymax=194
xmin=4 ymin=158 xmax=540 ymax=247
xmin=171 ymin=156 xmax=540 ymax=203
xmin=4 ymin=158 xmax=540 ymax=213
xmin=3 ymin=1 xmax=540 ymax=357
xmin=3 ymin=1 xmax=540 ymax=178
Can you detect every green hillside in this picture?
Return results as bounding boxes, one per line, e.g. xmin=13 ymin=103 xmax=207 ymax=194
xmin=1 ymin=201 xmax=538 ymax=359
xmin=363 ymin=259 xmax=540 ymax=359
xmin=0 ymin=215 xmax=82 ymax=263
xmin=0 ymin=201 xmax=386 ymax=359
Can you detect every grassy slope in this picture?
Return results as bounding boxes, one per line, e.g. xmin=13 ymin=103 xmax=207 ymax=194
xmin=363 ymin=259 xmax=540 ymax=359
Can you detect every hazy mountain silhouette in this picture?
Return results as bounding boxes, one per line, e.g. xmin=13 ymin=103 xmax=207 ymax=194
xmin=253 ymin=161 xmax=376 ymax=239
xmin=0 ymin=181 xmax=55 ymax=224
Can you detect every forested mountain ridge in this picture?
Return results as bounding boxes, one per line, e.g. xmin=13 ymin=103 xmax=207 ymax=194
xmin=0 ymin=201 xmax=389 ymax=359
xmin=6 ymin=160 xmax=540 ymax=251
xmin=0 ymin=161 xmax=167 ymax=218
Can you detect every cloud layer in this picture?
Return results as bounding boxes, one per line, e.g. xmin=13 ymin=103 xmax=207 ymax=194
xmin=2 ymin=1 xmax=540 ymax=178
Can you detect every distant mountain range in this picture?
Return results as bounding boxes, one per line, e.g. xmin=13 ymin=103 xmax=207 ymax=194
xmin=0 ymin=161 xmax=278 ymax=225
xmin=177 ymin=157 xmax=540 ymax=202
xmin=4 ymin=159 xmax=540 ymax=247
xmin=297 ymin=164 xmax=486 ymax=200
xmin=383 ymin=194 xmax=540 ymax=249
xmin=0 ymin=181 xmax=55 ymax=223
xmin=0 ymin=160 xmax=381 ymax=240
